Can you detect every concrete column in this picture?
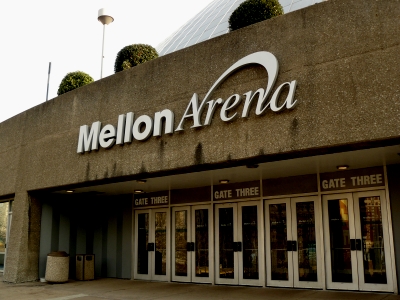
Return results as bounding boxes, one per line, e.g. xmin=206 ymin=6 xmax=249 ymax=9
xmin=107 ymin=212 xmax=117 ymax=277
xmin=3 ymin=192 xmax=41 ymax=283
xmin=121 ymin=199 xmax=132 ymax=279
xmin=39 ymin=203 xmax=53 ymax=278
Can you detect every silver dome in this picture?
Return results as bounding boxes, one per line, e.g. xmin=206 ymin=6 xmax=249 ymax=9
xmin=157 ymin=0 xmax=326 ymax=56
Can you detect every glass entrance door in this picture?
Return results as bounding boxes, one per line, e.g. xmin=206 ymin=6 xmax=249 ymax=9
xmin=215 ymin=201 xmax=264 ymax=286
xmin=172 ymin=205 xmax=212 ymax=283
xmin=134 ymin=208 xmax=170 ymax=281
xmin=323 ymin=190 xmax=394 ymax=292
xmin=265 ymin=196 xmax=323 ymax=288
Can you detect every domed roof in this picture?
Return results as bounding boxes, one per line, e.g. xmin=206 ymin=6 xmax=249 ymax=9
xmin=157 ymin=0 xmax=326 ymax=56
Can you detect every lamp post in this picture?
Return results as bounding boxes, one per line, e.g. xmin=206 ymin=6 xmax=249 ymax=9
xmin=46 ymin=62 xmax=51 ymax=101
xmin=98 ymin=8 xmax=114 ymax=79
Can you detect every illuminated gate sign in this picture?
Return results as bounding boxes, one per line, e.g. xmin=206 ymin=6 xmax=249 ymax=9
xmin=77 ymin=51 xmax=298 ymax=154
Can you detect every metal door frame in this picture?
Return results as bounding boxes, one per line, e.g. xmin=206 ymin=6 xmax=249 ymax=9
xmin=172 ymin=206 xmax=191 ymax=282
xmin=323 ymin=193 xmax=358 ymax=291
xmin=215 ymin=201 xmax=264 ymax=286
xmin=134 ymin=208 xmax=170 ymax=281
xmin=291 ymin=196 xmax=323 ymax=289
xmin=191 ymin=204 xmax=213 ymax=284
xmin=353 ymin=190 xmax=394 ymax=292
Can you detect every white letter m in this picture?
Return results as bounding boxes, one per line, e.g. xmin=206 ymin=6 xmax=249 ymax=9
xmin=77 ymin=121 xmax=101 ymax=153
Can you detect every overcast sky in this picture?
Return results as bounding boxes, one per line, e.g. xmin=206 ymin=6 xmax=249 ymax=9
xmin=0 ymin=0 xmax=215 ymax=123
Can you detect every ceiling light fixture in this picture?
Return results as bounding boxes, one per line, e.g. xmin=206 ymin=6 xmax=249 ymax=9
xmin=136 ymin=179 xmax=147 ymax=184
xmin=66 ymin=190 xmax=74 ymax=193
xmin=219 ymin=179 xmax=230 ymax=184
xmin=246 ymin=164 xmax=259 ymax=169
xmin=337 ymin=165 xmax=349 ymax=170
xmin=134 ymin=190 xmax=144 ymax=194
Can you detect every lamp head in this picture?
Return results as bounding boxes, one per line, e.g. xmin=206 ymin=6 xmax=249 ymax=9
xmin=98 ymin=8 xmax=114 ymax=25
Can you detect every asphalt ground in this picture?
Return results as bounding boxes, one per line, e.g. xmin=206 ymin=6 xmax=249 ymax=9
xmin=1 ymin=277 xmax=400 ymax=300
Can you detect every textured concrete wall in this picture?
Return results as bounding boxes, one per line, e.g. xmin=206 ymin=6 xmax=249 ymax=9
xmin=0 ymin=0 xmax=399 ymax=282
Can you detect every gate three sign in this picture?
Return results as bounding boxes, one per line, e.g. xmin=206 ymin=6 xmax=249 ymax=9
xmin=320 ymin=167 xmax=385 ymax=192
xmin=213 ymin=181 xmax=260 ymax=201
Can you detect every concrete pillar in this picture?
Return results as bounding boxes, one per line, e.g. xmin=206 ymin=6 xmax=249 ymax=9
xmin=39 ymin=203 xmax=53 ymax=278
xmin=3 ymin=192 xmax=41 ymax=283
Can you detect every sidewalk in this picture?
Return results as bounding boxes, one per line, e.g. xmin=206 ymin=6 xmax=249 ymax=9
xmin=1 ymin=277 xmax=399 ymax=300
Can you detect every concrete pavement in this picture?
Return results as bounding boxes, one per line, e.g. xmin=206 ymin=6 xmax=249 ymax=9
xmin=1 ymin=277 xmax=400 ymax=300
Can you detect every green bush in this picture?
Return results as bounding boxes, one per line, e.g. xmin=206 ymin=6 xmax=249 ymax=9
xmin=229 ymin=0 xmax=284 ymax=31
xmin=114 ymin=44 xmax=159 ymax=73
xmin=57 ymin=71 xmax=94 ymax=96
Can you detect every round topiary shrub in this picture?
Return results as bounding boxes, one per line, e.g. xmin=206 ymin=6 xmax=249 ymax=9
xmin=228 ymin=0 xmax=284 ymax=31
xmin=114 ymin=44 xmax=159 ymax=73
xmin=57 ymin=71 xmax=94 ymax=96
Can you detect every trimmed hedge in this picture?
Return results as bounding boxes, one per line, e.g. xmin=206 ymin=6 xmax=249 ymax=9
xmin=57 ymin=71 xmax=94 ymax=96
xmin=229 ymin=0 xmax=284 ymax=31
xmin=114 ymin=44 xmax=159 ymax=73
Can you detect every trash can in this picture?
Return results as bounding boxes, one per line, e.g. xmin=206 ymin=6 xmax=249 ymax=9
xmin=76 ymin=254 xmax=95 ymax=280
xmin=45 ymin=251 xmax=69 ymax=283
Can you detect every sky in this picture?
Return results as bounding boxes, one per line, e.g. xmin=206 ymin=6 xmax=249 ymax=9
xmin=0 ymin=0 xmax=215 ymax=123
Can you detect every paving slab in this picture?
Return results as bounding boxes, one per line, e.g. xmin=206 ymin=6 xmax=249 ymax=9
xmin=0 ymin=277 xmax=399 ymax=300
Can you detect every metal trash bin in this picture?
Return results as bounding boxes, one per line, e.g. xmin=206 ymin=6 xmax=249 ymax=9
xmin=76 ymin=254 xmax=95 ymax=280
xmin=45 ymin=251 xmax=69 ymax=283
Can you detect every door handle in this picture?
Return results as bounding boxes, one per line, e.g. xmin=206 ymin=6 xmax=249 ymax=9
xmin=233 ymin=242 xmax=242 ymax=252
xmin=287 ymin=241 xmax=297 ymax=251
xmin=350 ymin=239 xmax=356 ymax=251
xmin=291 ymin=241 xmax=297 ymax=252
xmin=147 ymin=242 xmax=155 ymax=251
xmin=356 ymin=239 xmax=362 ymax=251
xmin=237 ymin=242 xmax=242 ymax=252
xmin=350 ymin=239 xmax=356 ymax=250
xmin=350 ymin=239 xmax=362 ymax=251
xmin=287 ymin=241 xmax=293 ymax=251
xmin=186 ymin=242 xmax=195 ymax=251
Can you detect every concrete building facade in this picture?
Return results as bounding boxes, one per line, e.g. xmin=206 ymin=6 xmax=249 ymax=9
xmin=0 ymin=0 xmax=399 ymax=293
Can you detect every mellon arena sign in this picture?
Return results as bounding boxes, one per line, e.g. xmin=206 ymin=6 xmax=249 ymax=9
xmin=77 ymin=51 xmax=298 ymax=154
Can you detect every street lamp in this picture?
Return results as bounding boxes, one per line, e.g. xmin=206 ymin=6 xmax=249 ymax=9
xmin=98 ymin=8 xmax=114 ymax=79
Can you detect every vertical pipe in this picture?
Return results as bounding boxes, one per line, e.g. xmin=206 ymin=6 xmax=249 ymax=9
xmin=101 ymin=24 xmax=106 ymax=79
xmin=46 ymin=62 xmax=51 ymax=101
